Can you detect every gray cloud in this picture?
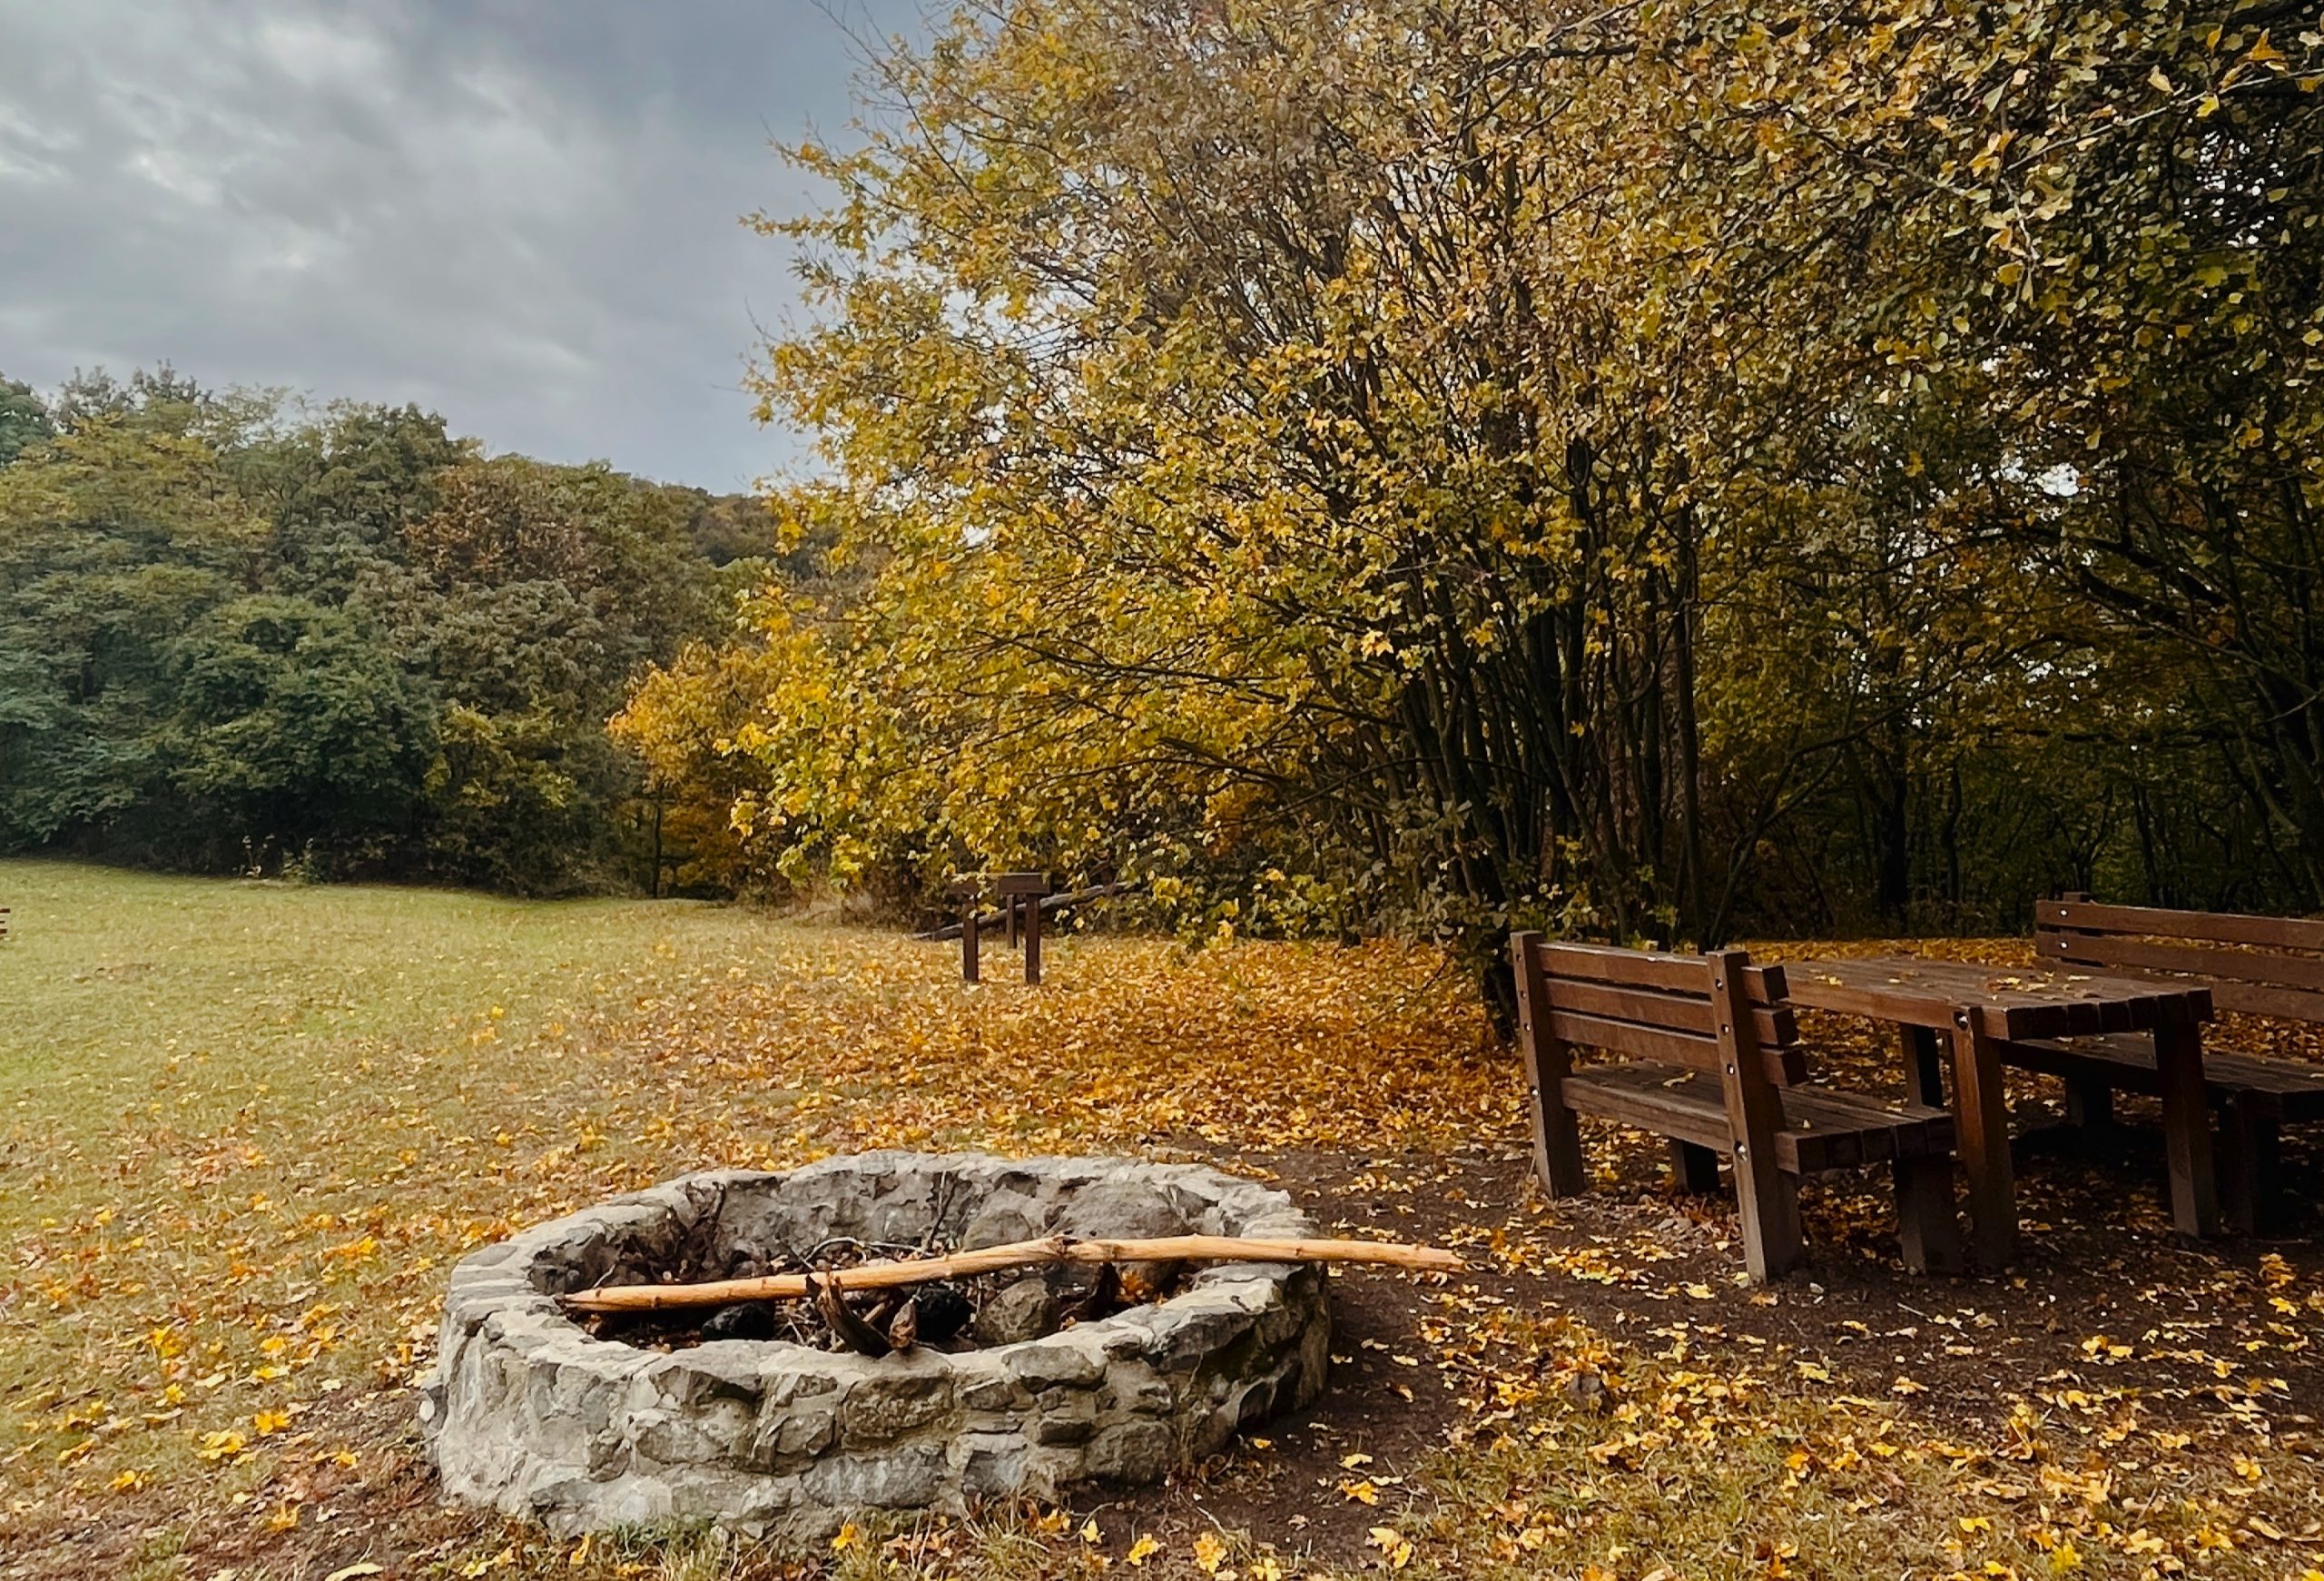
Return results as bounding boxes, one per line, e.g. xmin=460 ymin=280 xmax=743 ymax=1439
xmin=0 ymin=0 xmax=904 ymax=488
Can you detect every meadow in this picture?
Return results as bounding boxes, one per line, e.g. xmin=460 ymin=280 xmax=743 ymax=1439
xmin=4 ymin=861 xmax=2321 ymax=1580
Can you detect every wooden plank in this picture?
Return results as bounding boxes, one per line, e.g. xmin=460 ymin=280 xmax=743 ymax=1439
xmin=2218 ymin=1094 xmax=2280 ymax=1236
xmin=1510 ymin=932 xmax=1587 ymax=1196
xmin=1541 ymin=1008 xmax=1711 ymax=1067
xmin=1976 ymin=986 xmax=2119 ymax=1041
xmin=1786 ymin=1087 xmax=1954 ymax=1160
xmin=2202 ymin=980 xmax=2323 ymax=1022
xmin=1787 ymin=955 xmax=2208 ymax=1040
xmin=1571 ymin=1062 xmax=1952 ymax=1175
xmin=1546 ymin=1008 xmax=1801 ymax=1084
xmin=1893 ymin=1154 xmax=1965 ymax=1276
xmin=1531 ymin=941 xmax=1787 ymax=1007
xmin=2003 ymin=1034 xmax=2324 ymax=1116
xmin=2152 ymin=1019 xmax=2220 ymax=1239
xmin=1777 ymin=1117 xmax=1863 ymax=1172
xmin=1561 ymin=1067 xmax=1732 ymax=1151
xmin=2066 ymin=1074 xmax=2115 ymax=1131
xmin=1774 ymin=1088 xmax=1949 ymax=1171
xmin=1668 ymin=1139 xmax=1721 ymax=1193
xmin=2039 ymin=927 xmax=2324 ymax=995
xmin=1947 ymin=1014 xmax=2018 ymax=1271
xmin=1536 ymin=973 xmax=1798 ymax=1047
xmin=2045 ymin=899 xmax=2324 ymax=954
xmin=2222 ymin=1053 xmax=2324 ymax=1119
xmin=2003 ymin=1033 xmax=2163 ymax=1093
xmin=1710 ymin=950 xmax=1802 ymax=1281
xmin=1901 ymin=1023 xmax=1945 ymax=1108
xmin=1778 ymin=1090 xmax=1869 ymax=1170
xmin=1787 ymin=961 xmax=1972 ymax=1028
xmin=2039 ymin=933 xmax=2318 ymax=1021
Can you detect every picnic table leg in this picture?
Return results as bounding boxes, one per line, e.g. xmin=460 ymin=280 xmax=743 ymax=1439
xmin=1947 ymin=1013 xmax=2018 ymax=1271
xmin=2152 ymin=1019 xmax=2220 ymax=1238
xmin=2065 ymin=1076 xmax=2115 ymax=1132
xmin=1901 ymin=1024 xmax=1945 ymax=1108
xmin=1892 ymin=1153 xmax=1965 ymax=1275
xmin=1667 ymin=1141 xmax=1720 ymax=1194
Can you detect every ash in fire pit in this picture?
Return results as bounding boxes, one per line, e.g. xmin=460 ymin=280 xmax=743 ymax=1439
xmin=421 ymin=1153 xmax=1331 ymax=1537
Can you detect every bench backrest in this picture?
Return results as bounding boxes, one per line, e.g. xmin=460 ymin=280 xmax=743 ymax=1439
xmin=2038 ymin=896 xmax=2324 ymax=1024
xmin=1512 ymin=936 xmax=1805 ymax=1085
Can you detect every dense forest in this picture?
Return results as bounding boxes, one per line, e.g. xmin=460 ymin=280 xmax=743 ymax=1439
xmin=609 ymin=0 xmax=2324 ymax=986
xmin=0 ymin=366 xmax=783 ymax=894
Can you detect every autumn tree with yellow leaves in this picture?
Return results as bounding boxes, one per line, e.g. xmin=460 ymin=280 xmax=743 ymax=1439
xmin=619 ymin=0 xmax=2324 ymax=998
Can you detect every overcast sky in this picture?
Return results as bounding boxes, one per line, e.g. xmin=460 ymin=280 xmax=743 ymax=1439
xmin=0 ymin=1 xmax=910 ymax=490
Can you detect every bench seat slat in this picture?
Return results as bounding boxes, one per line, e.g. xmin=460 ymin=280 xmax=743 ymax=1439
xmin=2002 ymin=1033 xmax=2324 ymax=1122
xmin=1559 ymin=1064 xmax=1735 ymax=1151
xmin=1561 ymin=1062 xmax=1955 ymax=1175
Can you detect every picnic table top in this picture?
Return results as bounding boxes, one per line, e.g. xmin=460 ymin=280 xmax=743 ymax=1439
xmin=1782 ymin=954 xmax=2214 ymax=1041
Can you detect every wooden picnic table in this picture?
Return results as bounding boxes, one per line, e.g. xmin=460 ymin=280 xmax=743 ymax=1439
xmin=1784 ymin=956 xmax=2218 ymax=1270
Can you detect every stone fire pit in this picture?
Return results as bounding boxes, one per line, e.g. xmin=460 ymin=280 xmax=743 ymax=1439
xmin=421 ymin=1152 xmax=1331 ymax=1537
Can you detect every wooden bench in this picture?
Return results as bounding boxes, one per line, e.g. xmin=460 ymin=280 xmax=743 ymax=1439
xmin=2013 ymin=896 xmax=2324 ymax=1230
xmin=1510 ymin=934 xmax=1961 ymax=1280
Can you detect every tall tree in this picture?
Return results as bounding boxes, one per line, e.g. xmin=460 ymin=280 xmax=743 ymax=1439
xmin=660 ymin=0 xmax=2324 ymax=987
xmin=0 ymin=377 xmax=51 ymax=469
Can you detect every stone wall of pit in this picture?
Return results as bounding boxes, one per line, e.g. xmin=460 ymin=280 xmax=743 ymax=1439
xmin=420 ymin=1153 xmax=1331 ymax=1537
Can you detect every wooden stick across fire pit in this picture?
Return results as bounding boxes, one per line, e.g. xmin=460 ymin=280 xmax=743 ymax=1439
xmin=560 ymin=1233 xmax=1463 ymax=1315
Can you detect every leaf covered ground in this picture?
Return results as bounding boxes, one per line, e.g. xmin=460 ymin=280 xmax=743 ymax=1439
xmin=4 ymin=861 xmax=2323 ymax=1580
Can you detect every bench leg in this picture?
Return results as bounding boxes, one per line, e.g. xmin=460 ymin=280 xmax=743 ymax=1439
xmin=1893 ymin=1153 xmax=1965 ymax=1275
xmin=2065 ymin=1075 xmax=2116 ymax=1133
xmin=1667 ymin=1140 xmax=1721 ymax=1194
xmin=2218 ymin=1094 xmax=2280 ymax=1236
xmin=1511 ymin=936 xmax=1588 ymax=1200
xmin=1735 ymin=1150 xmax=1805 ymax=1282
xmin=1533 ymin=1092 xmax=1588 ymax=1199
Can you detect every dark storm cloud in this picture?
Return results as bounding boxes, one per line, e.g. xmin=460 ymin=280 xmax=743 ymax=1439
xmin=0 ymin=0 xmax=901 ymax=487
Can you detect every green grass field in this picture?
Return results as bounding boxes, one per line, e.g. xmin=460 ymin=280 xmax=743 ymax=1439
xmin=0 ymin=860 xmax=1505 ymax=1577
xmin=5 ymin=861 xmax=2320 ymax=1581
xmin=0 ymin=864 xmax=811 ymax=1526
